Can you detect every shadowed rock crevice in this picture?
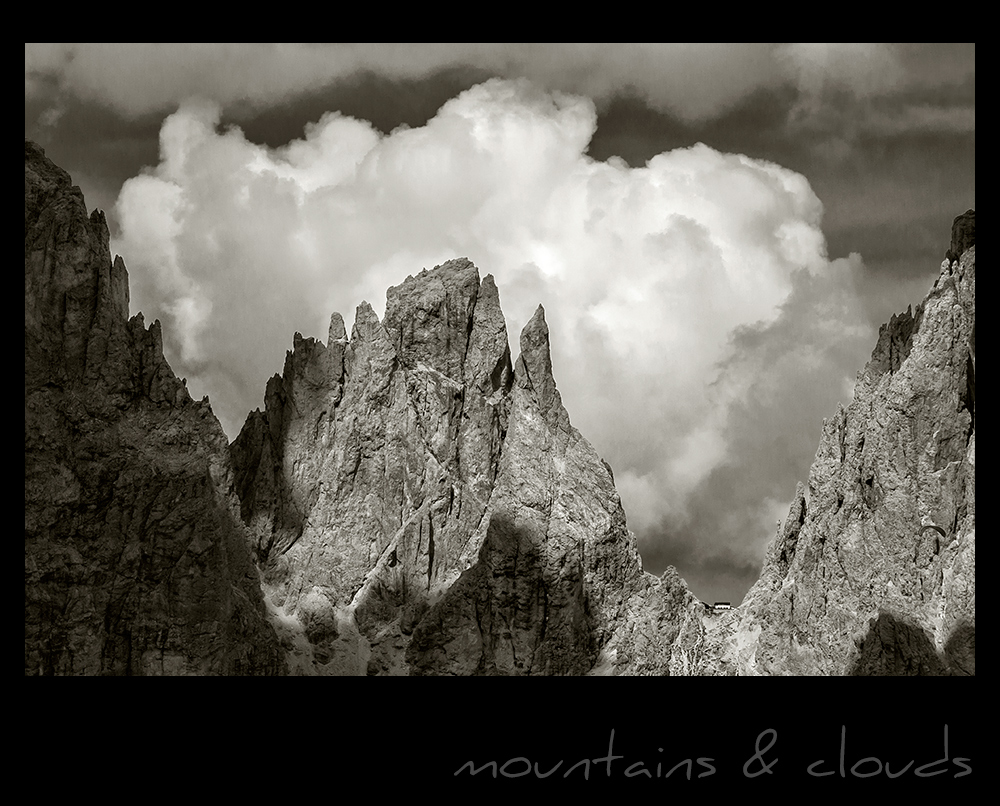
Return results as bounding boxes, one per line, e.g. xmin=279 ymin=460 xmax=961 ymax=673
xmin=849 ymin=612 xmax=975 ymax=676
xmin=406 ymin=512 xmax=597 ymax=675
xmin=943 ymin=618 xmax=975 ymax=675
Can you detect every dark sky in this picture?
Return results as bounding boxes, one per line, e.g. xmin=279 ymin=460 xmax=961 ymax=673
xmin=25 ymin=43 xmax=974 ymax=605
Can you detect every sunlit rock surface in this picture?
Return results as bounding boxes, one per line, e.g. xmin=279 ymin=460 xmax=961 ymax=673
xmin=26 ymin=141 xmax=973 ymax=676
xmin=603 ymin=211 xmax=975 ymax=676
xmin=234 ymin=261 xmax=645 ymax=674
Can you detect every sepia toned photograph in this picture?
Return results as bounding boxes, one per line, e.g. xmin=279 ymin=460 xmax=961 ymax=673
xmin=25 ymin=44 xmax=974 ymax=682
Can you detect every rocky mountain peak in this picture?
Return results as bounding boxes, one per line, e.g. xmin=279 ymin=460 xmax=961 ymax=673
xmin=516 ymin=304 xmax=564 ymax=423
xmin=697 ymin=210 xmax=975 ymax=675
xmin=597 ymin=209 xmax=975 ymax=676
xmin=382 ymin=257 xmax=479 ymax=376
xmin=328 ymin=311 xmax=347 ymax=343
xmin=230 ymin=256 xmax=646 ymax=674
xmin=25 ymin=142 xmax=974 ymax=677
xmin=947 ymin=208 xmax=975 ymax=263
xmin=25 ymin=141 xmax=130 ymax=393
xmin=24 ymin=142 xmax=284 ymax=675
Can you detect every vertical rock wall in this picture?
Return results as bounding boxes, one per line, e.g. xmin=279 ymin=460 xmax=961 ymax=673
xmin=672 ymin=212 xmax=975 ymax=676
xmin=233 ymin=263 xmax=646 ymax=674
xmin=24 ymin=141 xmax=284 ymax=675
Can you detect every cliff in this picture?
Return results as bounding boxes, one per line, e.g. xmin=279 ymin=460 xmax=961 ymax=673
xmin=25 ymin=141 xmax=974 ymax=676
xmin=232 ymin=261 xmax=646 ymax=674
xmin=727 ymin=211 xmax=975 ymax=675
xmin=24 ymin=141 xmax=284 ymax=675
xmin=602 ymin=211 xmax=976 ymax=676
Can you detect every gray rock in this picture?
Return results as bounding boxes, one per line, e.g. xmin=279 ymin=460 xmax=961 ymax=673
xmin=234 ymin=263 xmax=645 ymax=674
xmin=653 ymin=214 xmax=976 ymax=676
xmin=233 ymin=259 xmax=522 ymax=672
xmin=407 ymin=306 xmax=644 ymax=675
xmin=750 ymin=228 xmax=974 ymax=675
xmin=24 ymin=141 xmax=284 ymax=675
xmin=29 ymin=140 xmax=972 ymax=676
xmin=945 ymin=209 xmax=975 ymax=264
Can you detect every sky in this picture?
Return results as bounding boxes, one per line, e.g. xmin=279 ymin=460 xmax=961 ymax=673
xmin=25 ymin=43 xmax=975 ymax=606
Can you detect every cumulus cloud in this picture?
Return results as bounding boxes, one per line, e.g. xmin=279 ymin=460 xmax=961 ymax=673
xmin=637 ymin=256 xmax=874 ymax=601
xmin=113 ymin=78 xmax=874 ymax=602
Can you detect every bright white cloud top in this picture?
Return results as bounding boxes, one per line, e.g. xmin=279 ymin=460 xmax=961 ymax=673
xmin=113 ymin=78 xmax=873 ymax=596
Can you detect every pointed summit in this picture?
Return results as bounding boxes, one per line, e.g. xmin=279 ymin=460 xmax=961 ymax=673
xmin=328 ymin=312 xmax=347 ymax=344
xmin=382 ymin=258 xmax=481 ymax=379
xmin=515 ymin=304 xmax=564 ymax=424
xmin=519 ymin=304 xmax=551 ymax=368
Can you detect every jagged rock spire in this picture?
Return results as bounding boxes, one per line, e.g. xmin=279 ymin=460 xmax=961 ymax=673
xmin=24 ymin=142 xmax=284 ymax=675
xmin=231 ymin=259 xmax=643 ymax=674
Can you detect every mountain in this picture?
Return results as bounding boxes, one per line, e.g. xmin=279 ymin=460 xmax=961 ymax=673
xmin=24 ymin=141 xmax=284 ymax=675
xmin=230 ymin=210 xmax=975 ymax=676
xmin=231 ymin=260 xmax=645 ymax=674
xmin=24 ymin=142 xmax=974 ymax=675
xmin=600 ymin=210 xmax=976 ymax=675
xmin=719 ymin=210 xmax=974 ymax=675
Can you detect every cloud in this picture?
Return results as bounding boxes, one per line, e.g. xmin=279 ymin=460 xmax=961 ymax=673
xmin=639 ymin=256 xmax=875 ymax=601
xmin=28 ymin=43 xmax=775 ymax=121
xmin=112 ymin=78 xmax=874 ymax=601
xmin=777 ymin=43 xmax=905 ymax=101
xmin=773 ymin=44 xmax=976 ymax=146
xmin=864 ymin=103 xmax=976 ymax=136
xmin=24 ymin=43 xmax=861 ymax=126
xmin=27 ymin=44 xmax=977 ymax=148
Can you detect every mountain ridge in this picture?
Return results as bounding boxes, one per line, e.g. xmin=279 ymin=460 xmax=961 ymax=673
xmin=24 ymin=141 xmax=284 ymax=675
xmin=231 ymin=255 xmax=646 ymax=674
xmin=24 ymin=141 xmax=974 ymax=676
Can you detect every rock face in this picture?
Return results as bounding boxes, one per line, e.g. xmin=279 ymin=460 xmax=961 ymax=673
xmin=233 ymin=263 xmax=645 ymax=674
xmin=24 ymin=141 xmax=284 ymax=675
xmin=26 ymin=141 xmax=974 ymax=676
xmin=233 ymin=208 xmax=975 ymax=677
xmin=726 ymin=212 xmax=975 ymax=675
xmin=406 ymin=306 xmax=644 ymax=675
xmin=603 ymin=211 xmax=976 ymax=676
